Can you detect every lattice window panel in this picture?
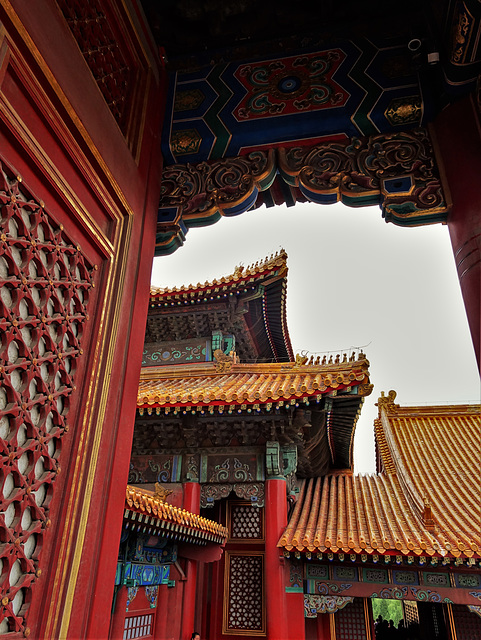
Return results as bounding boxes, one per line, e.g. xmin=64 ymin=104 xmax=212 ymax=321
xmin=123 ymin=613 xmax=153 ymax=639
xmin=403 ymin=599 xmax=419 ymax=625
xmin=334 ymin=597 xmax=367 ymax=640
xmin=224 ymin=553 xmax=265 ymax=634
xmin=229 ymin=502 xmax=264 ymax=541
xmin=0 ymin=160 xmax=94 ymax=634
xmin=57 ymin=0 xmax=134 ymax=135
xmin=451 ymin=604 xmax=481 ymax=640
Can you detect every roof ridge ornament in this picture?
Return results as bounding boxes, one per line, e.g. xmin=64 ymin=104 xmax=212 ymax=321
xmin=376 ymin=389 xmax=399 ymax=412
xmin=150 ymin=249 xmax=288 ymax=298
xmin=154 ymin=483 xmax=173 ymax=503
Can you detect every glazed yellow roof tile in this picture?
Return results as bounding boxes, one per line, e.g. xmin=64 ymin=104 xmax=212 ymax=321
xmin=137 ymin=355 xmax=370 ymax=408
xmin=376 ymin=395 xmax=481 ymax=558
xmin=150 ymin=250 xmax=287 ymax=299
xmin=279 ymin=398 xmax=480 ymax=558
xmin=125 ymin=485 xmax=228 ymax=541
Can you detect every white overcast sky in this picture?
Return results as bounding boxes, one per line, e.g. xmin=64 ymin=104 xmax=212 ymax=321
xmin=151 ymin=201 xmax=480 ymax=473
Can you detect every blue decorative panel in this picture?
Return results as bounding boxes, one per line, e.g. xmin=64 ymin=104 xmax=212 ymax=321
xmin=162 ymin=37 xmax=429 ymax=165
xmin=123 ymin=562 xmax=170 ymax=586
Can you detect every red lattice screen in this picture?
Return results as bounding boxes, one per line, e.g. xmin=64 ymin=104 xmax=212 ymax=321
xmin=451 ymin=604 xmax=481 ymax=640
xmin=334 ymin=597 xmax=367 ymax=640
xmin=0 ymin=159 xmax=95 ymax=633
xmin=57 ymin=0 xmax=139 ymax=138
xmin=229 ymin=502 xmax=264 ymax=541
xmin=223 ymin=552 xmax=265 ymax=635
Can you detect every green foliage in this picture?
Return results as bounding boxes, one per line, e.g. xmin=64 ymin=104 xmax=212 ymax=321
xmin=372 ymin=598 xmax=403 ymax=626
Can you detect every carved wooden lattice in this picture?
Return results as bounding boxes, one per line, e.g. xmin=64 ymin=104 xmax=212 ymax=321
xmin=229 ymin=503 xmax=263 ymax=541
xmin=0 ymin=160 xmax=94 ymax=633
xmin=57 ymin=0 xmax=134 ymax=135
xmin=334 ymin=597 xmax=367 ymax=640
xmin=224 ymin=553 xmax=265 ymax=634
xmin=451 ymin=604 xmax=481 ymax=640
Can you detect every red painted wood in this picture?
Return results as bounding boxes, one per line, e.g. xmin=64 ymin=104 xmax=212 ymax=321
xmin=109 ymin=587 xmax=129 ymax=640
xmin=265 ymin=478 xmax=303 ymax=640
xmin=153 ymin=585 xmax=169 ymax=639
xmin=0 ymin=2 xmax=167 ymax=638
xmin=183 ymin=482 xmax=201 ymax=514
xmin=181 ymin=560 xmax=198 ymax=640
xmin=287 ymin=591 xmax=307 ymax=640
xmin=433 ymin=98 xmax=481 ymax=371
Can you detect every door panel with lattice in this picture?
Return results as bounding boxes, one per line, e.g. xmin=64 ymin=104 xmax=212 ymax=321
xmin=0 ymin=158 xmax=99 ymax=634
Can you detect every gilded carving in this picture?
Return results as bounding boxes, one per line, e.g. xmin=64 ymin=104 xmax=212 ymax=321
xmin=304 ymin=594 xmax=354 ymax=617
xmin=278 ymin=129 xmax=448 ymax=225
xmin=170 ymin=129 xmax=203 ymax=156
xmin=154 ymin=483 xmax=173 ymax=502
xmin=451 ymin=2 xmax=474 ymax=64
xmin=385 ymin=96 xmax=422 ymax=126
xmin=174 ymin=89 xmax=205 ymax=112
xmin=160 ymin=150 xmax=275 ymax=222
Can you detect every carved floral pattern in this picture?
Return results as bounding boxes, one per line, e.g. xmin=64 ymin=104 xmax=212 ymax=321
xmin=159 ymin=150 xmax=275 ymax=220
xmin=279 ymin=128 xmax=447 ymax=224
xmin=304 ymin=594 xmax=354 ymax=618
xmin=200 ymin=483 xmax=265 ymax=508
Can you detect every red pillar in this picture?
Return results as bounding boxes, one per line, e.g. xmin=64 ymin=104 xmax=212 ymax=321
xmin=265 ymin=478 xmax=305 ymax=640
xmin=433 ymin=97 xmax=481 ymax=371
xmin=181 ymin=482 xmax=201 ymax=639
xmin=109 ymin=587 xmax=128 ymax=640
xmin=153 ymin=585 xmax=169 ymax=640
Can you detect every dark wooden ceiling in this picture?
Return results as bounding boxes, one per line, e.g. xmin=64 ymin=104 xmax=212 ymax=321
xmin=140 ymin=0 xmax=437 ymax=66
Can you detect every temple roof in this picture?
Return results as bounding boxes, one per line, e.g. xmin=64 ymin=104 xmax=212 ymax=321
xmin=147 ymin=251 xmax=294 ymax=363
xmin=150 ymin=250 xmax=287 ymax=300
xmin=137 ymin=354 xmax=371 ymax=409
xmin=125 ymin=485 xmax=228 ymax=545
xmin=279 ymin=395 xmax=481 ymax=558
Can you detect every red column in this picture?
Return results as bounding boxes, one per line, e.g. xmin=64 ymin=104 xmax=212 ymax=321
xmin=181 ymin=482 xmax=201 ymax=639
xmin=153 ymin=585 xmax=168 ymax=640
xmin=433 ymin=97 xmax=481 ymax=371
xmin=265 ymin=478 xmax=305 ymax=640
xmin=109 ymin=587 xmax=128 ymax=640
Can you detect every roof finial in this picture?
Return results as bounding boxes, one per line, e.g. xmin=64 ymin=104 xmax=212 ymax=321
xmin=376 ymin=390 xmax=398 ymax=412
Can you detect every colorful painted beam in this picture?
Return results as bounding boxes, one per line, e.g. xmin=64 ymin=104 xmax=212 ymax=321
xmin=156 ymin=129 xmax=449 ymax=256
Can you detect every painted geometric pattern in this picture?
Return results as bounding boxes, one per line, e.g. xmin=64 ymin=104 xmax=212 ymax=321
xmin=162 ymin=38 xmax=426 ymax=164
xmin=233 ymin=50 xmax=348 ymax=120
xmin=0 ymin=160 xmax=94 ymax=633
xmin=230 ymin=504 xmax=263 ymax=540
xmin=225 ymin=554 xmax=264 ymax=633
xmin=334 ymin=597 xmax=367 ymax=640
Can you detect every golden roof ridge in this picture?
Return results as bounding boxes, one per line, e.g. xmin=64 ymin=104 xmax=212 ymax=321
xmin=137 ymin=355 xmax=371 ymax=408
xmin=150 ymin=249 xmax=288 ymax=298
xmin=139 ymin=351 xmax=370 ymax=378
xmin=125 ymin=484 xmax=228 ymax=539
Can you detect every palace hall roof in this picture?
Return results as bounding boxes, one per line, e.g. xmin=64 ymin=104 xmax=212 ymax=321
xmin=125 ymin=485 xmax=228 ymax=545
xmin=147 ymin=250 xmax=294 ymax=363
xmin=279 ymin=394 xmax=481 ymax=559
xmin=137 ymin=353 xmax=371 ymax=409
